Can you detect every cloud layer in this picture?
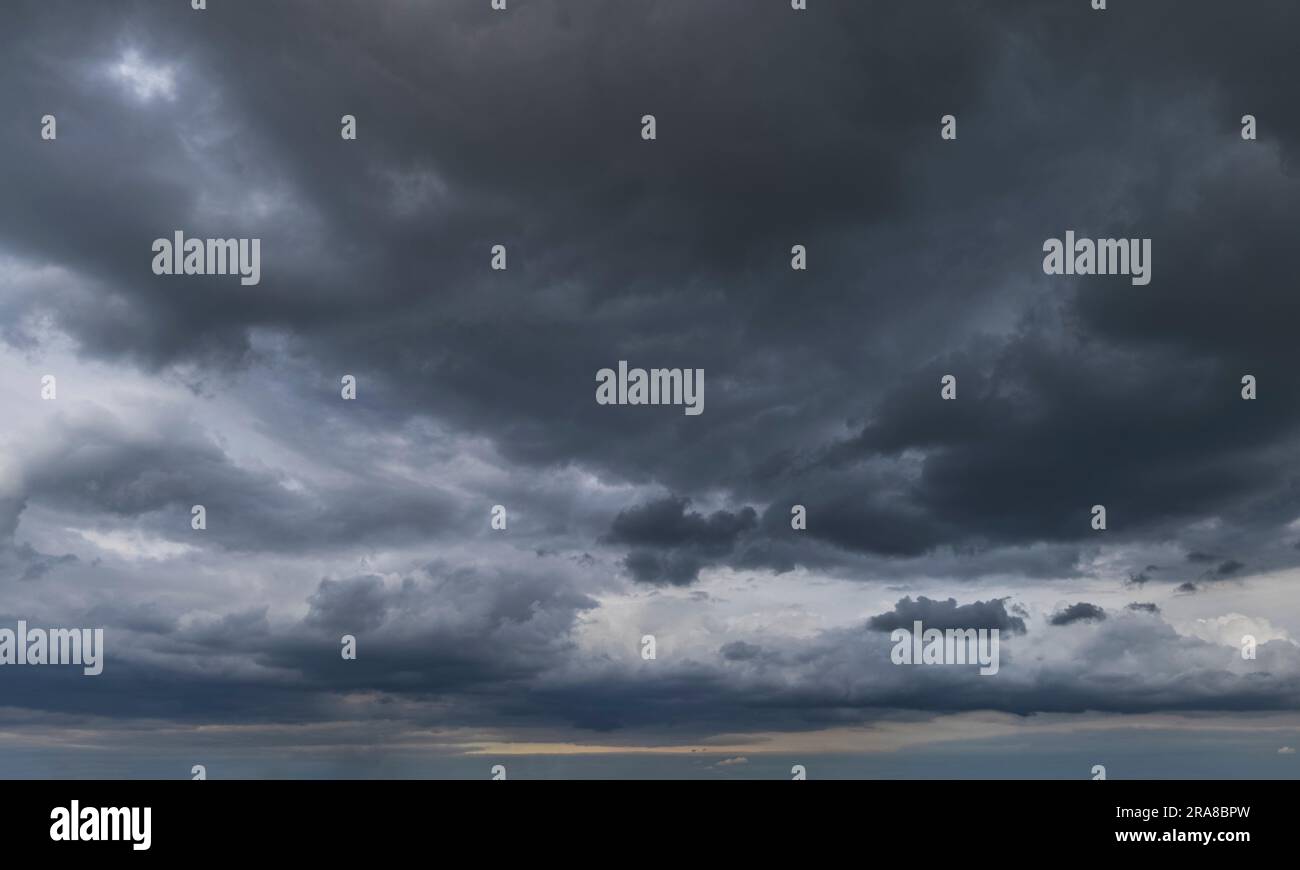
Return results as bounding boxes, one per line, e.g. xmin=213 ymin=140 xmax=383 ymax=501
xmin=3 ymin=0 xmax=1300 ymax=774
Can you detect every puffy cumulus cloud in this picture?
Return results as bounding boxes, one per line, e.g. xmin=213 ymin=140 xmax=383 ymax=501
xmin=1177 ymin=613 xmax=1296 ymax=649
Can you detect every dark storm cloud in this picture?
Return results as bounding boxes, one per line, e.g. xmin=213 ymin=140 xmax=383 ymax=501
xmin=1127 ymin=567 xmax=1157 ymax=586
xmin=9 ymin=544 xmax=77 ymax=582
xmin=618 ymin=551 xmax=701 ymax=587
xmin=0 ymin=0 xmax=1018 ymax=486
xmin=811 ymin=328 xmax=1298 ymax=562
xmin=1049 ymin=602 xmax=1107 ymax=626
xmin=305 ymin=575 xmax=390 ymax=634
xmin=607 ymin=496 xmax=756 ymax=584
xmin=715 ymin=4 xmax=1300 ymax=574
xmin=720 ymin=641 xmax=763 ymax=662
xmin=1126 ymin=602 xmax=1160 ymax=614
xmin=1149 ymin=556 xmax=1249 ymax=593
xmin=1 ymin=566 xmax=1297 ymax=738
xmin=867 ymin=596 xmax=1027 ymax=635
xmin=608 ymin=497 xmax=757 ymax=550
xmin=5 ymin=0 xmax=1298 ymax=580
xmin=0 ymin=563 xmax=600 ymax=726
xmin=1209 ymin=559 xmax=1245 ymax=580
xmin=3 ymin=0 xmax=1300 ymax=752
xmin=264 ymin=567 xmax=603 ymax=699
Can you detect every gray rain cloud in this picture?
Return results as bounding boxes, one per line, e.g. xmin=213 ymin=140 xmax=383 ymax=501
xmin=3 ymin=0 xmax=1300 ymax=775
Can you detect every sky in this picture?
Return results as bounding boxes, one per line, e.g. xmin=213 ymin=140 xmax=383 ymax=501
xmin=2 ymin=0 xmax=1300 ymax=779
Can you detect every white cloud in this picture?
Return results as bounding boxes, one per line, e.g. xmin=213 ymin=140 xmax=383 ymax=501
xmin=1177 ymin=613 xmax=1296 ymax=648
xmin=111 ymin=49 xmax=176 ymax=102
